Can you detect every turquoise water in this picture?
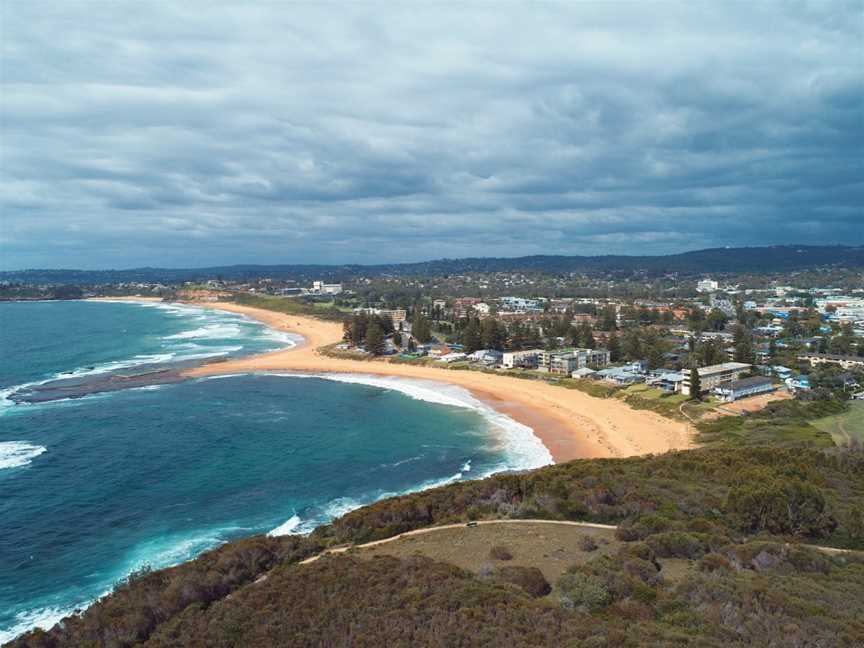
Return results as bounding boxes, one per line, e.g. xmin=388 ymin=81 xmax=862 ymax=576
xmin=0 ymin=301 xmax=550 ymax=641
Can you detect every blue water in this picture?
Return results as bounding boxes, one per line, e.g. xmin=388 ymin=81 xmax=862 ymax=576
xmin=0 ymin=301 xmax=550 ymax=641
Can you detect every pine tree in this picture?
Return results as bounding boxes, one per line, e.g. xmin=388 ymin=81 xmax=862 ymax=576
xmin=365 ymin=321 xmax=386 ymax=356
xmin=412 ymin=313 xmax=432 ymax=344
xmin=462 ymin=318 xmax=481 ymax=354
xmin=689 ymin=366 xmax=702 ymax=401
xmin=733 ymin=325 xmax=755 ymax=364
xmin=606 ymin=333 xmax=621 ymax=362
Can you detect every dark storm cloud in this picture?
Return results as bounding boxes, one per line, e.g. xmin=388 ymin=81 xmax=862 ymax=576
xmin=1 ymin=2 xmax=862 ymax=269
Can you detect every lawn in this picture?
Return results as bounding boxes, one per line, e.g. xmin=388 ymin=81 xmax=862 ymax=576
xmin=812 ymin=401 xmax=864 ymax=446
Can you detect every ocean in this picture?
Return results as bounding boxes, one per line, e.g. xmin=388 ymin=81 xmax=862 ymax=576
xmin=0 ymin=300 xmax=551 ymax=641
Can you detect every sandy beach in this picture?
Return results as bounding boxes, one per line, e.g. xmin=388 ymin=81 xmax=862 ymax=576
xmin=177 ymin=301 xmax=694 ymax=463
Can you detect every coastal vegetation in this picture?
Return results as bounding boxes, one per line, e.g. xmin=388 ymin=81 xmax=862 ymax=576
xmin=10 ymin=445 xmax=864 ymax=647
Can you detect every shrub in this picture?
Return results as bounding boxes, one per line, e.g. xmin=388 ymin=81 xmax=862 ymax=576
xmin=725 ymin=478 xmax=837 ymax=537
xmin=495 ymin=566 xmax=551 ymax=598
xmin=557 ymin=572 xmax=612 ymax=610
xmin=698 ymin=552 xmax=733 ymax=573
xmin=645 ymin=532 xmax=710 ymax=559
xmin=489 ymin=545 xmax=513 ymax=561
xmin=577 ymin=534 xmax=599 ymax=552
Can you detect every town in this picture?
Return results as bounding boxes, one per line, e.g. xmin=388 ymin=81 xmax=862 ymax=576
xmin=5 ymin=264 xmax=864 ymax=417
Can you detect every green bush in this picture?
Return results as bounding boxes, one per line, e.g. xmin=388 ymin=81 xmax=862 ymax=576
xmin=557 ymin=571 xmax=612 ymax=610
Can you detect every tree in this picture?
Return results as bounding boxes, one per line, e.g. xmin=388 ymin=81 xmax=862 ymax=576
xmin=412 ymin=313 xmax=432 ymax=344
xmin=391 ymin=332 xmax=401 ymax=349
xmin=622 ymin=329 xmax=642 ymax=361
xmin=480 ymin=318 xmax=505 ymax=350
xmin=733 ymin=325 xmax=755 ymax=364
xmin=600 ymin=307 xmax=617 ymax=331
xmin=689 ymin=366 xmax=702 ymax=401
xmin=365 ymin=321 xmax=385 ymax=356
xmin=462 ymin=318 xmax=481 ymax=354
xmin=606 ymin=333 xmax=621 ymax=362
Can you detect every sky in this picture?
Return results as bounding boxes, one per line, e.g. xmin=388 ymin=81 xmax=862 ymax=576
xmin=1 ymin=2 xmax=862 ymax=270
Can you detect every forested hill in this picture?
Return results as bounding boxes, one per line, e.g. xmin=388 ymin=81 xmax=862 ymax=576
xmin=3 ymin=245 xmax=863 ymax=284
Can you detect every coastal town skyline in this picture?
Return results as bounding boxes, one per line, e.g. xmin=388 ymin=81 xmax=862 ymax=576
xmin=2 ymin=2 xmax=862 ymax=269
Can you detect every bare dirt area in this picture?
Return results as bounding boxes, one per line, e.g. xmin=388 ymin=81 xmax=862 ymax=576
xmin=703 ymin=389 xmax=793 ymax=419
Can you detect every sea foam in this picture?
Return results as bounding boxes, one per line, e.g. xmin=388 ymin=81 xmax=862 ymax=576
xmin=0 ymin=441 xmax=47 ymax=470
xmin=273 ymin=373 xmax=554 ymax=472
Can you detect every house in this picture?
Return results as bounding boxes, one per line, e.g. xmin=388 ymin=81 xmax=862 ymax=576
xmin=502 ymin=349 xmax=542 ymax=369
xmin=571 ymin=367 xmax=597 ymax=379
xmin=714 ymin=376 xmax=776 ymax=402
xmin=772 ymin=366 xmax=793 ymax=380
xmin=438 ymin=352 xmax=467 ymax=363
xmin=595 ymin=367 xmax=645 ymax=385
xmin=647 ymin=371 xmax=684 ymax=393
xmin=469 ymin=349 xmax=503 ymax=366
xmin=681 ymin=362 xmax=751 ymax=397
xmin=786 ymin=375 xmax=811 ymax=392
xmin=798 ymin=353 xmax=864 ymax=370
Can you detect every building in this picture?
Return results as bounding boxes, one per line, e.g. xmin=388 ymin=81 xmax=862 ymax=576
xmin=311 ymin=280 xmax=343 ymax=295
xmin=798 ymin=353 xmax=864 ymax=370
xmin=571 ymin=367 xmax=597 ymax=379
xmin=453 ymin=297 xmax=484 ymax=318
xmin=595 ymin=367 xmax=645 ymax=385
xmin=786 ymin=375 xmax=811 ymax=392
xmin=539 ymin=348 xmax=610 ymax=374
xmin=714 ymin=376 xmax=775 ymax=402
xmin=647 ymin=371 xmax=685 ymax=393
xmin=354 ymin=308 xmax=407 ymax=323
xmin=697 ymin=278 xmax=720 ymax=293
xmin=502 ymin=349 xmax=542 ymax=369
xmin=469 ymin=349 xmax=503 ymax=366
xmin=681 ymin=362 xmax=751 ymax=397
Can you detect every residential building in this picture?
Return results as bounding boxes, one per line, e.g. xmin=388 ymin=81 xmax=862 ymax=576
xmin=571 ymin=367 xmax=597 ymax=379
xmin=595 ymin=367 xmax=645 ymax=385
xmin=798 ymin=353 xmax=864 ymax=370
xmin=714 ymin=376 xmax=776 ymax=402
xmin=502 ymin=349 xmax=542 ymax=369
xmin=647 ymin=371 xmax=685 ymax=393
xmin=681 ymin=362 xmax=751 ymax=397
xmin=697 ymin=278 xmax=720 ymax=293
xmin=453 ymin=297 xmax=484 ymax=318
xmin=539 ymin=348 xmax=610 ymax=374
xmin=469 ymin=349 xmax=503 ymax=366
xmin=354 ymin=308 xmax=407 ymax=323
xmin=311 ymin=280 xmax=343 ymax=295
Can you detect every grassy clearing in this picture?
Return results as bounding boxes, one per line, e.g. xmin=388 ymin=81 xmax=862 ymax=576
xmin=696 ymin=399 xmax=843 ymax=448
xmin=229 ymin=292 xmax=347 ymax=322
xmin=357 ymin=523 xmax=621 ymax=589
xmin=812 ymin=401 xmax=864 ymax=445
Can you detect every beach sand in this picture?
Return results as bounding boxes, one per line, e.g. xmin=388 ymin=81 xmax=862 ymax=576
xmin=180 ymin=301 xmax=695 ymax=463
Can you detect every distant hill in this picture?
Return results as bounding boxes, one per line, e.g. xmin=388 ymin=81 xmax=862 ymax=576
xmin=2 ymin=245 xmax=862 ymax=285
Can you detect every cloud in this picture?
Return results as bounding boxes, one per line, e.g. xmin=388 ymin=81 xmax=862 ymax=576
xmin=1 ymin=2 xmax=862 ymax=269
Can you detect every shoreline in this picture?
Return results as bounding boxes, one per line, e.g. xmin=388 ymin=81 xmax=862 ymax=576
xmin=177 ymin=300 xmax=694 ymax=463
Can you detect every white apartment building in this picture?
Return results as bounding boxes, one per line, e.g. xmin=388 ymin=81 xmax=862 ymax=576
xmin=502 ymin=349 xmax=542 ymax=369
xmin=681 ymin=362 xmax=751 ymax=396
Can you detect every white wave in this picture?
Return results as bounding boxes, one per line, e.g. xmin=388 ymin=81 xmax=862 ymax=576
xmin=268 ymin=514 xmax=302 ymax=537
xmin=461 ymin=460 xmax=472 ymax=472
xmin=272 ymin=373 xmax=554 ymax=474
xmin=0 ymin=604 xmax=80 ymax=644
xmin=163 ymin=324 xmax=242 ymax=340
xmin=0 ymin=441 xmax=47 ymax=470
